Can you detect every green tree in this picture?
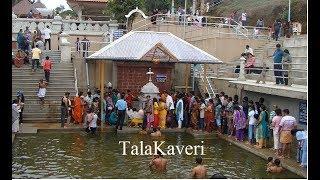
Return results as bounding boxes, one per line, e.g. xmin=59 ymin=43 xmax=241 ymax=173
xmin=144 ymin=0 xmax=171 ymax=14
xmin=104 ymin=0 xmax=145 ymax=23
xmin=54 ymin=5 xmax=65 ymax=15
xmin=59 ymin=10 xmax=77 ymax=19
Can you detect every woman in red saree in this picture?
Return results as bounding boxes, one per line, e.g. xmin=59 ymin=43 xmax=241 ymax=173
xmin=72 ymin=91 xmax=85 ymax=124
xmin=204 ymin=99 xmax=215 ymax=132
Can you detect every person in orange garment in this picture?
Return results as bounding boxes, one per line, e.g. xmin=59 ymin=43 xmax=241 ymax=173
xmin=72 ymin=91 xmax=85 ymax=124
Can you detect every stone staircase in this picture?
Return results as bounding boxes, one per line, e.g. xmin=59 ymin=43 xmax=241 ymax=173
xmin=282 ymin=36 xmax=307 ymax=86
xmin=253 ymin=38 xmax=307 ymax=86
xmin=42 ymin=50 xmax=61 ymax=62
xmin=192 ymin=40 xmax=281 ymax=97
xmin=12 ymin=50 xmax=76 ymax=123
xmin=191 ymin=64 xmax=217 ymax=98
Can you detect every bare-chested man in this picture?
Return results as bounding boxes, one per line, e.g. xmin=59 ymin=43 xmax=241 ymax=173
xmin=150 ymin=127 xmax=161 ymax=137
xmin=267 ymin=159 xmax=284 ymax=173
xmin=191 ymin=156 xmax=207 ymax=179
xmin=149 ymin=150 xmax=167 ymax=172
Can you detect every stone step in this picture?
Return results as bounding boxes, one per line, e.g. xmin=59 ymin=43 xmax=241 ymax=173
xmin=20 ymin=102 xmax=61 ymax=107
xmin=42 ymin=53 xmax=61 ymax=56
xmin=12 ymin=96 xmax=76 ymax=102
xmin=23 ymin=106 xmax=61 ymax=112
xmin=12 ymin=62 xmax=73 ymax=66
xmin=12 ymin=69 xmax=74 ymax=73
xmin=41 ymin=54 xmax=61 ymax=57
xmin=22 ymin=117 xmax=60 ymax=123
xmin=12 ymin=85 xmax=75 ymax=90
xmin=23 ymin=112 xmax=61 ymax=118
xmin=12 ymin=65 xmax=73 ymax=69
xmin=12 ymin=71 xmax=75 ymax=76
xmin=12 ymin=79 xmax=75 ymax=83
xmin=11 ymin=65 xmax=74 ymax=70
xmin=12 ymin=89 xmax=75 ymax=94
xmin=12 ymin=86 xmax=75 ymax=91
xmin=12 ymin=86 xmax=75 ymax=92
xmin=12 ymin=82 xmax=76 ymax=86
xmin=12 ymin=100 xmax=63 ymax=106
xmin=12 ymin=75 xmax=74 ymax=79
xmin=23 ymin=111 xmax=60 ymax=118
xmin=12 ymin=92 xmax=76 ymax=98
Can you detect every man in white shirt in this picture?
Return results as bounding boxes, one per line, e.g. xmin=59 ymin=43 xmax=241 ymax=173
xmin=244 ymin=45 xmax=254 ymax=56
xmin=204 ymin=93 xmax=210 ymax=106
xmin=176 ymin=94 xmax=184 ymax=128
xmin=241 ymin=12 xmax=247 ymax=26
xmin=247 ymin=107 xmax=258 ymax=145
xmin=42 ymin=25 xmax=52 ymax=50
xmin=199 ymin=100 xmax=206 ymax=131
xmin=164 ymin=90 xmax=175 ymax=128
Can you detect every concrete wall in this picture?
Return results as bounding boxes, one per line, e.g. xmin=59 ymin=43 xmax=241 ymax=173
xmin=190 ymin=37 xmax=267 ymax=62
xmin=173 ymin=63 xmax=191 ymax=90
xmin=211 ymin=78 xmax=238 ymax=97
xmin=147 ymin=24 xmax=268 ymax=62
xmin=211 ymin=78 xmax=307 ymax=129
xmin=244 ymin=91 xmax=307 ymax=129
xmin=73 ymin=54 xmax=113 ymax=92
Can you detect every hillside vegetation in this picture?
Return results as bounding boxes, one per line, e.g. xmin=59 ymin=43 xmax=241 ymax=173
xmin=208 ymin=0 xmax=307 ymax=33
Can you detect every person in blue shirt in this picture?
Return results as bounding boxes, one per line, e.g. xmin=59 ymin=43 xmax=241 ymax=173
xmin=115 ymin=93 xmax=127 ymax=130
xmin=270 ymin=44 xmax=285 ymax=85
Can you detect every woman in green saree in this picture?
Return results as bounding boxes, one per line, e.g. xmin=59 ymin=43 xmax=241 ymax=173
xmin=255 ymin=105 xmax=269 ymax=149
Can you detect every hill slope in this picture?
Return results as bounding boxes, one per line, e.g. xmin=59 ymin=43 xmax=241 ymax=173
xmin=208 ymin=0 xmax=307 ymax=33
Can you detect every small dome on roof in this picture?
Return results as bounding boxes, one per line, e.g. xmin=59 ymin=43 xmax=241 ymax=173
xmin=141 ymin=82 xmax=159 ymax=94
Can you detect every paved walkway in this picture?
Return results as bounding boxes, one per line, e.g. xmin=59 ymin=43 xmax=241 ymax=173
xmin=14 ymin=123 xmax=306 ymax=178
xmin=218 ymin=134 xmax=307 ymax=178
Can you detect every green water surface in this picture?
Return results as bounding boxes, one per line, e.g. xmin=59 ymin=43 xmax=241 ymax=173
xmin=12 ymin=132 xmax=303 ymax=179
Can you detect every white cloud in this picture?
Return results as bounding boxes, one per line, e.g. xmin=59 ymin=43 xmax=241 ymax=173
xmin=40 ymin=0 xmax=71 ymax=10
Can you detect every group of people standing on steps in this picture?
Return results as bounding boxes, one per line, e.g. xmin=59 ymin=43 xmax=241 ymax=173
xmin=59 ymin=90 xmax=101 ymax=133
xmin=12 ymin=53 xmax=53 ymax=133
xmin=14 ymin=25 xmax=52 ymax=67
xmin=240 ymin=43 xmax=293 ymax=86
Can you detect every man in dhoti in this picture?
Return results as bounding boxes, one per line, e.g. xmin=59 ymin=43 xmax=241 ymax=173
xmin=175 ymin=93 xmax=184 ymax=128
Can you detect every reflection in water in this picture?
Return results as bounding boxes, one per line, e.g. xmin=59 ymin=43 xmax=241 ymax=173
xmin=12 ymin=132 xmax=302 ymax=179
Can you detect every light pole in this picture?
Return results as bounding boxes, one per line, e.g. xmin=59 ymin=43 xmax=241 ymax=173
xmin=183 ymin=0 xmax=187 ymax=39
xmin=288 ymin=0 xmax=291 ymax=22
xmin=192 ymin=0 xmax=196 ymax=15
xmin=171 ymin=0 xmax=175 ymax=15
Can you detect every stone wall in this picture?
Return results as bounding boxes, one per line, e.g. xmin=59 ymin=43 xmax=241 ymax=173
xmin=12 ymin=15 xmax=118 ymax=51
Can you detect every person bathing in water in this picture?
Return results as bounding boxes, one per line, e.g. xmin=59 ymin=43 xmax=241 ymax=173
xmin=267 ymin=158 xmax=284 ymax=173
xmin=267 ymin=157 xmax=274 ymax=169
xmin=191 ymin=156 xmax=207 ymax=179
xmin=149 ymin=150 xmax=167 ymax=172
xmin=150 ymin=127 xmax=161 ymax=137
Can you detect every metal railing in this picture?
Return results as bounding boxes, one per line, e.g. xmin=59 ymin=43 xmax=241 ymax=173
xmin=193 ymin=64 xmax=216 ymax=98
xmin=216 ymin=61 xmax=307 ymax=85
xmin=71 ymin=40 xmax=112 ymax=57
xmin=131 ymin=13 xmax=271 ymax=40
xmin=74 ymin=68 xmax=78 ymax=96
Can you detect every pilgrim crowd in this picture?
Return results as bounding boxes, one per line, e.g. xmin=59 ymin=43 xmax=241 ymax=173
xmin=38 ymin=86 xmax=306 ymax=169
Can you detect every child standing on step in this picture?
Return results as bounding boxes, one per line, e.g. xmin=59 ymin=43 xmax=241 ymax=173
xmin=37 ymin=79 xmax=47 ymax=106
xmin=42 ymin=56 xmax=52 ymax=83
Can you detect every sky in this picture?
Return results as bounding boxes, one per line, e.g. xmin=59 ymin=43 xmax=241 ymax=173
xmin=40 ymin=0 xmax=71 ymax=10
